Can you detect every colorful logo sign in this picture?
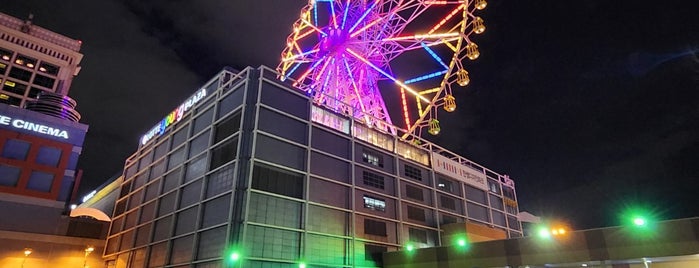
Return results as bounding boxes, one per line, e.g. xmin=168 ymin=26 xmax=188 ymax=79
xmin=141 ymin=89 xmax=207 ymax=145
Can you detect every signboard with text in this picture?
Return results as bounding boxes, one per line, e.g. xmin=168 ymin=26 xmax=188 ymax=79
xmin=0 ymin=104 xmax=87 ymax=146
xmin=431 ymin=152 xmax=488 ymax=190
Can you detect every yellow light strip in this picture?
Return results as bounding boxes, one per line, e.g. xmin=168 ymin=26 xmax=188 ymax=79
xmin=418 ymin=87 xmax=442 ymax=95
xmin=428 ymin=4 xmax=464 ymax=34
xmin=383 ymin=32 xmax=459 ymax=41
xmin=444 ymin=40 xmax=457 ymax=52
xmin=301 ymin=18 xmax=327 ymax=36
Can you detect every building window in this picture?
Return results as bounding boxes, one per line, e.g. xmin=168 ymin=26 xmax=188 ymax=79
xmin=404 ymin=184 xmax=423 ymax=201
xmin=214 ymin=111 xmax=241 ymax=143
xmin=0 ymin=164 xmax=21 ymax=186
xmin=38 ymin=62 xmax=59 ymax=75
xmin=488 ymin=179 xmax=500 ymax=194
xmin=502 ymin=186 xmax=516 ymax=200
xmin=363 ymin=195 xmax=386 ymax=212
xmin=364 ymin=244 xmax=387 ymax=263
xmin=3 ymin=81 xmax=27 ymax=95
xmin=363 ymin=219 xmax=387 ymax=236
xmin=362 ymin=150 xmax=383 ymax=167
xmin=2 ymin=139 xmax=31 ymax=160
xmin=33 ymin=74 xmax=55 ymax=88
xmin=439 ymin=195 xmax=457 ymax=211
xmin=0 ymin=48 xmax=12 ymax=62
xmin=26 ymin=171 xmax=54 ymax=192
xmin=15 ymin=54 xmax=37 ymax=69
xmin=154 ymin=141 xmax=170 ymax=161
xmin=437 ymin=176 xmax=458 ymax=194
xmin=36 ymin=146 xmax=62 ymax=167
xmin=362 ymin=171 xmax=384 ymax=190
xmin=505 ymin=203 xmax=518 ymax=215
xmin=251 ymin=164 xmax=304 ymax=198
xmin=508 ymin=216 xmax=521 ymax=231
xmin=408 ymin=228 xmax=428 ymax=244
xmin=172 ymin=126 xmax=189 ymax=148
xmin=8 ymin=67 xmax=32 ymax=82
xmin=465 ymin=185 xmax=487 ymax=205
xmin=403 ymin=164 xmax=422 ymax=181
xmin=0 ymin=93 xmax=22 ymax=106
xmin=28 ymin=87 xmax=43 ymax=99
xmin=441 ymin=214 xmax=458 ymax=225
xmin=210 ymin=138 xmax=238 ymax=170
xmin=407 ymin=205 xmax=426 ymax=222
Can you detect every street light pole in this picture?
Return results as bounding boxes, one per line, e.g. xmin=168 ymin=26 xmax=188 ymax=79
xmin=83 ymin=246 xmax=94 ymax=268
xmin=21 ymin=248 xmax=32 ymax=268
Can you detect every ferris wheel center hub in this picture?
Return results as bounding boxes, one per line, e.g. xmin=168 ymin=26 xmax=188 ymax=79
xmin=320 ymin=27 xmax=351 ymax=55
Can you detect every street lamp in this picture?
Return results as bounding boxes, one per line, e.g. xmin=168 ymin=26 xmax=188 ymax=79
xmin=21 ymin=248 xmax=32 ymax=268
xmin=83 ymin=246 xmax=94 ymax=268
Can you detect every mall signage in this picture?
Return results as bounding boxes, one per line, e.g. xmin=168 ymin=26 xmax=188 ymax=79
xmin=141 ymin=88 xmax=207 ymax=145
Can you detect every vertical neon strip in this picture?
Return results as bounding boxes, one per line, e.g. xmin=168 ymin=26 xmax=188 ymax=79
xmin=400 ymin=88 xmax=411 ymax=131
xmin=416 ymin=91 xmax=423 ymax=115
xmin=349 ymin=0 xmax=379 ymax=33
xmin=313 ymin=2 xmax=319 ymax=28
xmin=341 ymin=0 xmax=350 ymax=29
xmin=318 ymin=58 xmax=334 ymax=101
xmin=421 ymin=42 xmax=449 ymax=70
xmin=330 ymin=1 xmax=338 ymax=28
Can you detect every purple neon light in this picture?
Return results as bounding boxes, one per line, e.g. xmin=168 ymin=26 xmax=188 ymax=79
xmin=280 ymin=0 xmax=475 ymax=135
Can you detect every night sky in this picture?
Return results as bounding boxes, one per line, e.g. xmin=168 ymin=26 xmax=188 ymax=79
xmin=4 ymin=1 xmax=697 ymax=230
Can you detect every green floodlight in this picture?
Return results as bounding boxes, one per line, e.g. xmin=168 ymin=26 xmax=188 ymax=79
xmin=537 ymin=227 xmax=551 ymax=239
xmin=299 ymin=262 xmax=306 ymax=268
xmin=230 ymin=252 xmax=240 ymax=261
xmin=406 ymin=244 xmax=415 ymax=252
xmin=457 ymin=238 xmax=467 ymax=247
xmin=618 ymin=205 xmax=660 ymax=239
xmin=633 ymin=217 xmax=646 ymax=226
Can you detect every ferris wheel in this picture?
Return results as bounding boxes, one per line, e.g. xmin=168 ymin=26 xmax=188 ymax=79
xmin=278 ymin=0 xmax=488 ymax=139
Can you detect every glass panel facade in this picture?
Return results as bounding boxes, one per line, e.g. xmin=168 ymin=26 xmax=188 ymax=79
xmin=106 ymin=67 xmax=523 ymax=267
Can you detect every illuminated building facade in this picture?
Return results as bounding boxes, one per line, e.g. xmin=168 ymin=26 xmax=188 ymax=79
xmin=105 ymin=66 xmax=522 ymax=267
xmin=0 ymin=10 xmax=86 ymax=209
xmin=0 ymin=12 xmax=99 ymax=268
xmin=0 ymin=12 xmax=83 ymax=107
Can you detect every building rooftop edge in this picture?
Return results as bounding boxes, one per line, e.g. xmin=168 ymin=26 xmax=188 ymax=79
xmin=0 ymin=12 xmax=82 ymax=52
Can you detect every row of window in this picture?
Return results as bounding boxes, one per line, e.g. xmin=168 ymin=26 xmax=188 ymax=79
xmin=0 ymin=164 xmax=56 ymax=192
xmin=2 ymin=139 xmax=63 ymax=166
xmin=0 ymin=48 xmax=60 ymax=75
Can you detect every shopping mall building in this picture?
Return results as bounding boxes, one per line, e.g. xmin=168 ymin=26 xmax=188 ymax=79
xmin=103 ymin=66 xmax=523 ymax=267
